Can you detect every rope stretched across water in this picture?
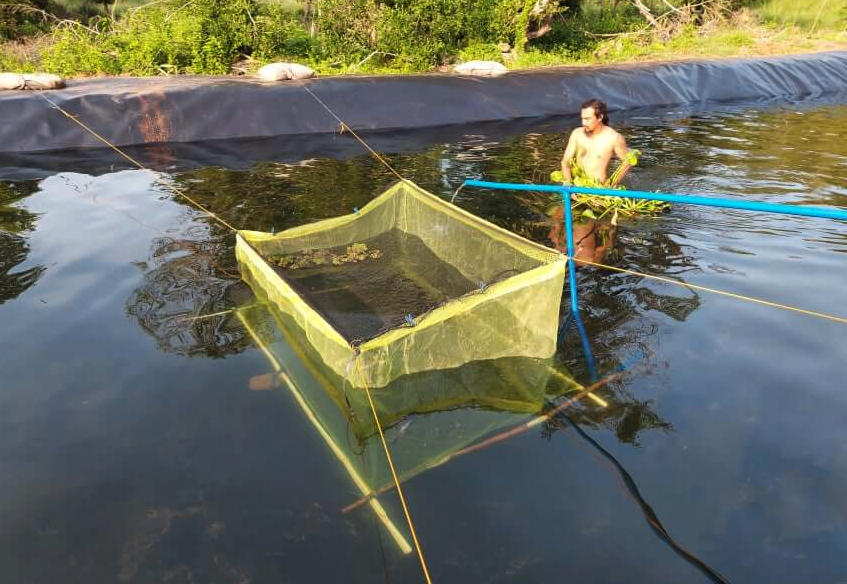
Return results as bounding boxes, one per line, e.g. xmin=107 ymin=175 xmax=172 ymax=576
xmin=39 ymin=87 xmax=437 ymax=584
xmin=572 ymin=257 xmax=847 ymax=326
xmin=41 ymin=82 xmax=755 ymax=584
xmin=353 ymin=357 xmax=435 ymax=584
xmin=301 ymin=85 xmax=409 ymax=185
xmin=37 ymin=93 xmax=239 ymax=234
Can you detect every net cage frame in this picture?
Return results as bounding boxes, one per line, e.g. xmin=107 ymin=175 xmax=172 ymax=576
xmin=237 ymin=273 xmax=573 ymax=442
xmin=235 ymin=180 xmax=567 ymax=388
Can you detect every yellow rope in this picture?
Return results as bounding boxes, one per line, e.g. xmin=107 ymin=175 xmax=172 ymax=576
xmin=56 ymin=83 xmax=844 ymax=578
xmin=173 ymin=305 xmax=260 ymax=323
xmin=38 ymin=93 xmax=240 ymax=234
xmin=41 ymin=91 xmax=847 ymax=329
xmin=303 ymin=84 xmax=436 ymax=583
xmin=237 ymin=312 xmax=413 ymax=554
xmin=354 ymin=358 xmax=435 ymax=584
xmin=301 ymin=85 xmax=408 ymax=185
xmin=42 ymin=90 xmax=436 ymax=578
xmin=572 ymin=257 xmax=847 ymax=325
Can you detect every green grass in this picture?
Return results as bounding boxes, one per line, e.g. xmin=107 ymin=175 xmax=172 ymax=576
xmin=755 ymin=0 xmax=847 ymax=31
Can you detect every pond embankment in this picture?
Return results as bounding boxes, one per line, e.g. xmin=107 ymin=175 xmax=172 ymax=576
xmin=1 ymin=50 xmax=845 ymax=158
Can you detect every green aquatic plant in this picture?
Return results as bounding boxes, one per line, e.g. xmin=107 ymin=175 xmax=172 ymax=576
xmin=550 ymin=149 xmax=670 ymax=219
xmin=271 ymin=242 xmax=383 ymax=270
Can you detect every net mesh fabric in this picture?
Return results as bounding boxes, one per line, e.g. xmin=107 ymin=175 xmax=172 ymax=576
xmin=236 ymin=296 xmax=580 ymax=489
xmin=236 ymin=180 xmax=567 ymax=388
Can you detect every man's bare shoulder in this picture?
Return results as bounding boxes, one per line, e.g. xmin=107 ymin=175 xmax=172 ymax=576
xmin=569 ymin=128 xmax=590 ymax=147
xmin=601 ymin=126 xmax=622 ymax=141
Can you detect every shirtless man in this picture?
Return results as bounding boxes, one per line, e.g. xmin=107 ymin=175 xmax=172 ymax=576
xmin=561 ymin=98 xmax=631 ymax=186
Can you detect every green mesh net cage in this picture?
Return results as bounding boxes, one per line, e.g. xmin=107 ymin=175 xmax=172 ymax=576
xmin=235 ymin=180 xmax=568 ymax=389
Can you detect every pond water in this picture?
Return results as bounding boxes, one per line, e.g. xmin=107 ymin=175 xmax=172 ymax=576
xmin=2 ymin=98 xmax=847 ymax=584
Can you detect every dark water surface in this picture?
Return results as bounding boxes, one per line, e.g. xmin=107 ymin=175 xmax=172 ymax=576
xmin=1 ymin=100 xmax=847 ymax=584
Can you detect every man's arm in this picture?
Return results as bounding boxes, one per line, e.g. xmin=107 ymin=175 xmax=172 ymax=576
xmin=610 ymin=133 xmax=631 ymax=186
xmin=561 ymin=130 xmax=578 ymax=184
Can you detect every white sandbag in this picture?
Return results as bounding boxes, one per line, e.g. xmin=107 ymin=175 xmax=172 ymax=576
xmin=454 ymin=61 xmax=509 ymax=77
xmin=22 ymin=73 xmax=66 ymax=90
xmin=0 ymin=72 xmax=66 ymax=90
xmin=257 ymin=62 xmax=315 ymax=82
xmin=0 ymin=73 xmax=25 ymax=90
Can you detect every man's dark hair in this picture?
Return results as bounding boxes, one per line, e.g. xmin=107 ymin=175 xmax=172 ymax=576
xmin=581 ymin=98 xmax=609 ymax=125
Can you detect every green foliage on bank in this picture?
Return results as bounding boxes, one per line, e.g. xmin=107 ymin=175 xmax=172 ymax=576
xmin=1 ymin=0 xmax=51 ymax=41
xmin=39 ymin=0 xmax=307 ymax=76
xmin=1 ymin=0 xmax=845 ymax=77
xmin=754 ymin=0 xmax=847 ymax=31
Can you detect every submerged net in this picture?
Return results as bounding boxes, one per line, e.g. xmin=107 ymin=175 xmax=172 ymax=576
xmin=236 ymin=293 xmax=581 ymax=553
xmin=236 ymin=180 xmax=567 ymax=388
xmin=236 ymin=292 xmax=581 ymax=497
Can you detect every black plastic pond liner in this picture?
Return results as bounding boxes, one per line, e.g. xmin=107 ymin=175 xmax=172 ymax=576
xmin=0 ymin=116 xmax=569 ymax=179
xmin=1 ymin=51 xmax=846 ymax=178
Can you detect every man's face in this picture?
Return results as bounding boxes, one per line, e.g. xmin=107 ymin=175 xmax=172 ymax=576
xmin=580 ymin=107 xmax=602 ymax=134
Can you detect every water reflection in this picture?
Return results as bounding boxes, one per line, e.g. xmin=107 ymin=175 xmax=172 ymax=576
xmin=123 ymin=127 xmax=698 ymax=450
xmin=0 ymin=181 xmax=44 ymax=305
xmin=125 ymin=235 xmax=250 ymax=358
xmin=3 ymin=99 xmax=847 ymax=584
xmin=119 ymin=150 xmax=681 ymax=518
xmin=548 ymin=212 xmax=619 ymax=267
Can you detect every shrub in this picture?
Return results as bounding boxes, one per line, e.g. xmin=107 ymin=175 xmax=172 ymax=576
xmin=14 ymin=0 xmax=837 ymax=77
xmin=41 ymin=26 xmax=119 ymax=75
xmin=0 ymin=49 xmax=16 ymax=70
xmin=0 ymin=0 xmax=52 ymax=42
xmin=315 ymin=0 xmax=573 ymax=68
xmin=457 ymin=41 xmax=503 ymax=63
xmin=41 ymin=0 xmax=313 ymax=76
xmin=315 ymin=0 xmax=382 ymax=61
xmin=254 ymin=3 xmax=314 ymax=60
xmin=117 ymin=0 xmax=256 ymax=74
xmin=376 ymin=0 xmax=469 ymax=68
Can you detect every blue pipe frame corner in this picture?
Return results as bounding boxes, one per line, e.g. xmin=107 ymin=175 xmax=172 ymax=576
xmin=460 ymin=178 xmax=847 ymax=383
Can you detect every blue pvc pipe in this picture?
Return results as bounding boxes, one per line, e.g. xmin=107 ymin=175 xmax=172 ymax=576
xmin=561 ymin=188 xmax=579 ymax=314
xmin=459 ymin=177 xmax=847 ymax=359
xmin=572 ymin=308 xmax=598 ymax=382
xmin=464 ymin=180 xmax=569 ymax=194
xmin=463 ymin=179 xmax=847 ymax=221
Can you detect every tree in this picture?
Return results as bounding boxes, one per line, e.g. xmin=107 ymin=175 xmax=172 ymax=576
xmin=509 ymin=0 xmax=569 ymax=53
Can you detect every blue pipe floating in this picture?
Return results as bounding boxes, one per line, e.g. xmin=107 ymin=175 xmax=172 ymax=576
xmin=462 ymin=179 xmax=847 ymax=222
xmin=459 ymin=178 xmax=847 ymax=349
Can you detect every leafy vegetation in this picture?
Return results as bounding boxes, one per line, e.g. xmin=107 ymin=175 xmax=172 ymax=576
xmin=754 ymin=0 xmax=847 ymax=31
xmin=0 ymin=0 xmax=845 ymax=77
xmin=551 ymin=150 xmax=672 ymax=219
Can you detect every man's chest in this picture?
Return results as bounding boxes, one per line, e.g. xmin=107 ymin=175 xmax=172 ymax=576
xmin=576 ymin=135 xmax=615 ymax=159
